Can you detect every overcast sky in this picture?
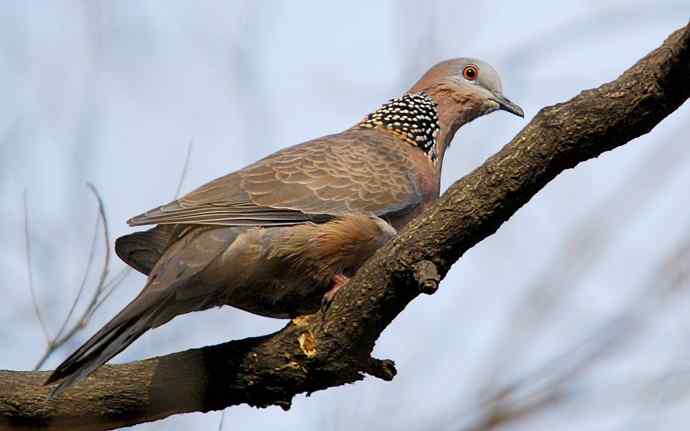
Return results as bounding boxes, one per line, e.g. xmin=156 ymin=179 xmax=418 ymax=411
xmin=2 ymin=2 xmax=689 ymax=430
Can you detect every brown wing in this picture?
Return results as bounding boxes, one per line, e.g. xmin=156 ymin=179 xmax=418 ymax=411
xmin=127 ymin=129 xmax=423 ymax=227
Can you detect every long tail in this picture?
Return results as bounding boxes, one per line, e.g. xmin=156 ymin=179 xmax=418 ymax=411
xmin=46 ymin=225 xmax=241 ymax=398
xmin=44 ymin=289 xmax=176 ymax=399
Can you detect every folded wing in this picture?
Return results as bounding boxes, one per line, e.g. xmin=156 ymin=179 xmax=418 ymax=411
xmin=127 ymin=131 xmax=423 ymax=228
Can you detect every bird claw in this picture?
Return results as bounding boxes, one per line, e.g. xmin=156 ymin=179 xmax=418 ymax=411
xmin=321 ymin=273 xmax=350 ymax=316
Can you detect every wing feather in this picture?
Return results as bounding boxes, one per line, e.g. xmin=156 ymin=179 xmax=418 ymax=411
xmin=128 ymin=130 xmax=423 ymax=228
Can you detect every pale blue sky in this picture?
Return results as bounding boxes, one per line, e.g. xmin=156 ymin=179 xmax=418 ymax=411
xmin=1 ymin=2 xmax=689 ymax=429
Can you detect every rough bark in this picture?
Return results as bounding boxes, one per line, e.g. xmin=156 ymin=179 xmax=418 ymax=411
xmin=1 ymin=22 xmax=688 ymax=431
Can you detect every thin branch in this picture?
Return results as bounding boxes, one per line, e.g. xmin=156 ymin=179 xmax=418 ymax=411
xmin=218 ymin=410 xmax=226 ymax=431
xmin=32 ymin=184 xmax=126 ymax=371
xmin=92 ymin=267 xmax=131 ymax=313
xmin=174 ymin=140 xmax=193 ymax=199
xmin=34 ymin=139 xmax=192 ymax=370
xmin=84 ymin=182 xmax=111 ymax=316
xmin=52 ymin=210 xmax=101 ymax=345
xmin=23 ymin=189 xmax=50 ymax=345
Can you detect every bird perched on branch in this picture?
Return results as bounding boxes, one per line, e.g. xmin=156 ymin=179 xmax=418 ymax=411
xmin=46 ymin=58 xmax=523 ymax=397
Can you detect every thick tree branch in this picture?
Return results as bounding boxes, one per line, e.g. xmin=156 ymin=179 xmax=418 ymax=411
xmin=2 ymin=23 xmax=688 ymax=431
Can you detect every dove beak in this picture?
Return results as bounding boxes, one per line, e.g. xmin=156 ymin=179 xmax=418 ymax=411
xmin=492 ymin=93 xmax=524 ymax=118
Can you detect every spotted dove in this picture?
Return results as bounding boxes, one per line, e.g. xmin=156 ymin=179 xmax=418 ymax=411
xmin=46 ymin=58 xmax=523 ymax=396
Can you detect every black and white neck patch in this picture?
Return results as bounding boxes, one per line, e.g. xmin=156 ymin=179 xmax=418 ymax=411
xmin=358 ymin=92 xmax=440 ymax=160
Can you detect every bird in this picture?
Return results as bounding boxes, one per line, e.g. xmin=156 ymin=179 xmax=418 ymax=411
xmin=45 ymin=58 xmax=523 ymax=397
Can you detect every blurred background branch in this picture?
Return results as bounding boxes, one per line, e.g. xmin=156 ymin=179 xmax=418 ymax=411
xmin=462 ymin=231 xmax=690 ymax=430
xmin=29 ymin=138 xmax=194 ymax=371
xmin=31 ymin=183 xmax=130 ymax=371
xmin=23 ymin=189 xmax=50 ymax=345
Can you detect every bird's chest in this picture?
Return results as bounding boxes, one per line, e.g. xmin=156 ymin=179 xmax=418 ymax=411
xmin=390 ymin=147 xmax=440 ymax=231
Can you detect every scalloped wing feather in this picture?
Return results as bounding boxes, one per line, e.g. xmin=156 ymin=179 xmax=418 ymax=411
xmin=128 ymin=130 xmax=423 ymax=227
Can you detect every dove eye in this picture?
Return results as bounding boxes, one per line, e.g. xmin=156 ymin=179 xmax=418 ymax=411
xmin=463 ymin=65 xmax=479 ymax=81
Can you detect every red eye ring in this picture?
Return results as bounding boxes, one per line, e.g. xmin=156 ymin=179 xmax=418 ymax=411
xmin=463 ymin=64 xmax=479 ymax=81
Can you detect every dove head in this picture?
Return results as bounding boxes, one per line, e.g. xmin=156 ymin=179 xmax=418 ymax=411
xmin=408 ymin=58 xmax=524 ymax=163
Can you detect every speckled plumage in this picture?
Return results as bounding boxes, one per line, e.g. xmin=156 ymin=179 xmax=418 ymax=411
xmin=358 ymin=92 xmax=440 ymax=160
xmin=46 ymin=57 xmax=524 ymax=397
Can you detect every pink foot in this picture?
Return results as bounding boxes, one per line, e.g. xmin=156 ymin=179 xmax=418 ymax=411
xmin=321 ymin=273 xmax=350 ymax=311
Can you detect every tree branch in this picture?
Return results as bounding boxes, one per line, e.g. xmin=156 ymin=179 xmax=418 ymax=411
xmin=2 ymin=22 xmax=688 ymax=431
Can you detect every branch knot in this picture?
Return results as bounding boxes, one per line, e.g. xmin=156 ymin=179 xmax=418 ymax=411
xmin=413 ymin=260 xmax=440 ymax=295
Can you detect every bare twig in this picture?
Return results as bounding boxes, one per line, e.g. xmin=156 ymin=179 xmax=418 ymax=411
xmin=32 ymin=184 xmax=131 ymax=371
xmin=218 ymin=410 xmax=226 ymax=431
xmin=33 ymin=139 xmax=194 ymax=370
xmin=92 ymin=266 xmax=131 ymax=313
xmin=85 ymin=182 xmax=112 ymax=311
xmin=52 ymin=209 xmax=101 ymax=345
xmin=23 ymin=190 xmax=50 ymax=345
xmin=174 ymin=140 xmax=194 ymax=199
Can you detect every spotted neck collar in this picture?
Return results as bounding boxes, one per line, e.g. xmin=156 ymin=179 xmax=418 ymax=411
xmin=358 ymin=92 xmax=440 ymax=160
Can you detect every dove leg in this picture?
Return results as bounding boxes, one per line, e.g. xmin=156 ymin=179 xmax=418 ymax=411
xmin=321 ymin=273 xmax=350 ymax=310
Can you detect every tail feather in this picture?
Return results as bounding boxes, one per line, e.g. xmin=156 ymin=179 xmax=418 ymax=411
xmin=45 ymin=291 xmax=174 ymax=399
xmin=47 ymin=225 xmax=241 ymax=398
xmin=115 ymin=225 xmax=176 ymax=275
